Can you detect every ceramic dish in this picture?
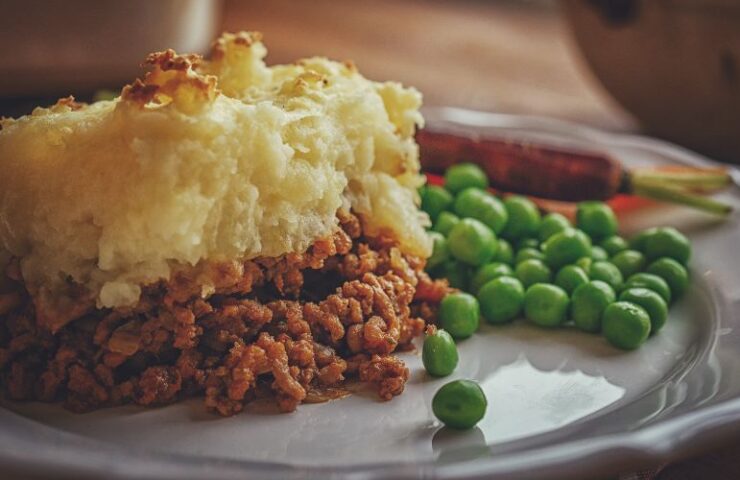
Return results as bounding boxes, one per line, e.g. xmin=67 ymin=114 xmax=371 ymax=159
xmin=1 ymin=107 xmax=739 ymax=480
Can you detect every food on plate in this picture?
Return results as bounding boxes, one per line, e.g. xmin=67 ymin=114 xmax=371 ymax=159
xmin=432 ymin=379 xmax=487 ymax=429
xmin=421 ymin=326 xmax=458 ymax=377
xmin=478 ymin=276 xmax=524 ymax=325
xmin=423 ymin=161 xmax=694 ymax=350
xmin=523 ymin=283 xmax=569 ymax=328
xmin=0 ymin=31 xmax=450 ymax=415
xmin=417 ymin=129 xmax=733 ymax=215
xmin=438 ymin=292 xmax=480 ymax=340
xmin=602 ymin=302 xmax=651 ymax=350
xmin=571 ymin=281 xmax=617 ymax=333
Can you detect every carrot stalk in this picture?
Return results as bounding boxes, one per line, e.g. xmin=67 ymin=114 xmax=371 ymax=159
xmin=631 ymin=179 xmax=733 ymax=215
xmin=631 ymin=168 xmax=732 ymax=191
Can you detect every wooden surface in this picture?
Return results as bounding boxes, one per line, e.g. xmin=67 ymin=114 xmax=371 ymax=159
xmin=220 ymin=0 xmax=635 ymax=131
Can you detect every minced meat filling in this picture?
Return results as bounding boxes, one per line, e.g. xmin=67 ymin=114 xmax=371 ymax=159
xmin=0 ymin=211 xmax=447 ymax=416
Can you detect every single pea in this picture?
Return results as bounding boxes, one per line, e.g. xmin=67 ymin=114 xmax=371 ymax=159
xmin=624 ymin=273 xmax=672 ymax=304
xmin=438 ymin=292 xmax=481 ymax=339
xmin=427 ymin=232 xmax=450 ymax=271
xmin=602 ymin=301 xmax=651 ymax=350
xmin=629 ymin=227 xmax=658 ymax=252
xmin=555 ymin=265 xmax=589 ymax=295
xmin=570 ymin=280 xmax=616 ymax=333
xmin=470 ymin=262 xmax=514 ymax=295
xmin=418 ymin=184 xmax=427 ymax=201
xmin=453 ymin=188 xmax=508 ymax=234
xmin=448 ymin=218 xmax=498 ymax=266
xmin=422 ymin=328 xmax=459 ymax=377
xmin=542 ymin=228 xmax=592 ymax=269
xmin=576 ymin=257 xmax=592 ymax=273
xmin=610 ymin=249 xmax=646 ymax=279
xmin=492 ymin=238 xmax=515 ymax=266
xmin=576 ymin=201 xmax=618 ymax=240
xmin=600 ymin=235 xmax=628 ymax=257
xmin=523 ymin=283 xmax=569 ymax=327
xmin=589 ymin=260 xmax=623 ymax=290
xmin=619 ymin=288 xmax=668 ymax=334
xmin=515 ymin=247 xmax=545 ymax=264
xmin=421 ymin=185 xmax=454 ymax=222
xmin=501 ymin=196 xmax=541 ymax=240
xmin=538 ymin=212 xmax=571 ymax=243
xmin=591 ymin=245 xmax=609 ymax=261
xmin=646 ymin=257 xmax=689 ymax=299
xmin=478 ymin=276 xmax=525 ymax=324
xmin=516 ymin=238 xmax=541 ymax=250
xmin=444 ymin=163 xmax=489 ymax=194
xmin=644 ymin=227 xmax=691 ymax=265
xmin=438 ymin=260 xmax=471 ymax=291
xmin=432 ymin=379 xmax=488 ymax=429
xmin=433 ymin=211 xmax=460 ymax=236
xmin=515 ymin=259 xmax=552 ymax=288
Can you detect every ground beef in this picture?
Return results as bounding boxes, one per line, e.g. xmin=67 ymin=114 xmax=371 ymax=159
xmin=0 ymin=211 xmax=448 ymax=415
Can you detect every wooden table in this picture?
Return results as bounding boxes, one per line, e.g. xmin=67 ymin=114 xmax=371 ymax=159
xmin=221 ymin=0 xmax=635 ymax=132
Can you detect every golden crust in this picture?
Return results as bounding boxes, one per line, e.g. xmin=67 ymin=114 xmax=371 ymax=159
xmin=121 ymin=49 xmax=218 ymax=112
xmin=209 ymin=31 xmax=263 ymax=61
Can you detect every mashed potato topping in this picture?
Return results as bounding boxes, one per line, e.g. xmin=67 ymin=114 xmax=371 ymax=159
xmin=0 ymin=32 xmax=430 ymax=312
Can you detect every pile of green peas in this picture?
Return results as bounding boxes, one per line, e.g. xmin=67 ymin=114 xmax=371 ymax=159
xmin=420 ymin=163 xmax=692 ymax=429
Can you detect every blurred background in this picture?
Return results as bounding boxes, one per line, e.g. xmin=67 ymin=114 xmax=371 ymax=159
xmin=0 ymin=0 xmax=738 ymax=162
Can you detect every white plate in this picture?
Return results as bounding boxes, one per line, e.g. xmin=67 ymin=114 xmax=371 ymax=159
xmin=2 ymin=108 xmax=740 ymax=480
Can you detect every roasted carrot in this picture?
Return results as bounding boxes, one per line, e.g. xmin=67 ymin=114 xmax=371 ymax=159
xmin=417 ymin=129 xmax=733 ymax=215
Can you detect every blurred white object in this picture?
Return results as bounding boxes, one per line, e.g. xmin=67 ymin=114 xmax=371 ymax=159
xmin=0 ymin=0 xmax=221 ymax=96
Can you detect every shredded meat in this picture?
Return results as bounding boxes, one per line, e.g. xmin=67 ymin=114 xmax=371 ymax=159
xmin=0 ymin=211 xmax=448 ymax=415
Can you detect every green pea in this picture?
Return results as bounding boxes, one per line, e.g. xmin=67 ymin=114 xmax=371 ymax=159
xmin=421 ymin=185 xmax=454 ymax=222
xmin=619 ymin=288 xmax=668 ymax=334
xmin=433 ymin=211 xmax=460 ymax=236
xmin=492 ymin=238 xmax=514 ymax=266
xmin=576 ymin=257 xmax=593 ymax=273
xmin=538 ymin=212 xmax=571 ymax=242
xmin=418 ymin=184 xmax=427 ymax=202
xmin=444 ymin=163 xmax=489 ymax=194
xmin=470 ymin=262 xmax=514 ymax=295
xmin=439 ymin=292 xmax=480 ymax=339
xmin=438 ymin=260 xmax=471 ymax=291
xmin=644 ymin=227 xmax=691 ymax=265
xmin=542 ymin=228 xmax=592 ymax=269
xmin=624 ymin=273 xmax=672 ymax=304
xmin=432 ymin=379 xmax=487 ymax=429
xmin=448 ymin=218 xmax=498 ymax=266
xmin=516 ymin=238 xmax=540 ymax=250
xmin=570 ymin=280 xmax=616 ymax=333
xmin=602 ymin=301 xmax=651 ymax=350
xmin=576 ymin=201 xmax=618 ymax=240
xmin=629 ymin=227 xmax=658 ymax=252
xmin=523 ymin=283 xmax=569 ymax=327
xmin=478 ymin=276 xmax=525 ymax=324
xmin=610 ymin=249 xmax=646 ymax=279
xmin=515 ymin=247 xmax=545 ymax=265
xmin=589 ymin=261 xmax=623 ymax=290
xmin=422 ymin=328 xmax=459 ymax=377
xmin=646 ymin=257 xmax=689 ymax=299
xmin=427 ymin=232 xmax=450 ymax=270
xmin=591 ymin=246 xmax=609 ymax=261
xmin=515 ymin=259 xmax=552 ymax=288
xmin=555 ymin=265 xmax=589 ymax=295
xmin=600 ymin=235 xmax=628 ymax=257
xmin=501 ymin=196 xmax=541 ymax=240
xmin=453 ymin=188 xmax=508 ymax=234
